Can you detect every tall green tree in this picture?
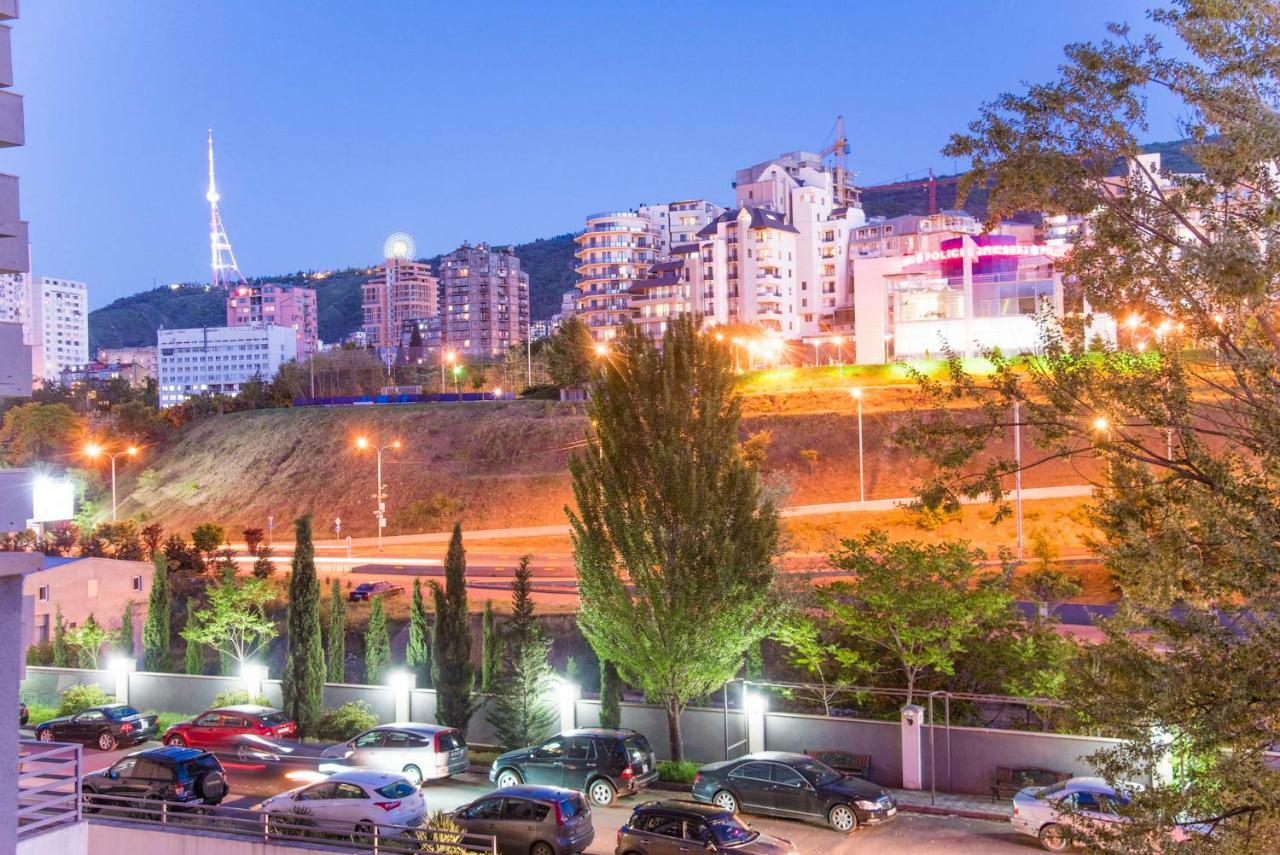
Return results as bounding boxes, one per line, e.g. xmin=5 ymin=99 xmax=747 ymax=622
xmin=71 ymin=614 xmax=107 ymax=669
xmin=114 ymin=601 xmax=135 ymax=658
xmin=183 ymin=599 xmax=203 ymax=675
xmin=406 ymin=579 xmax=432 ymax=688
xmin=487 ymin=555 xmax=556 ymax=748
xmin=52 ymin=607 xmax=68 ymax=667
xmin=599 ymin=661 xmax=622 ymax=730
xmin=283 ymin=516 xmax=325 ymax=734
xmin=190 ymin=522 xmax=226 ymax=566
xmin=897 ymin=2 xmax=1280 ymax=845
xmin=568 ymin=316 xmax=780 ymax=760
xmin=326 ymin=579 xmax=346 ymax=683
xmin=432 ymin=524 xmax=476 ymax=734
xmin=141 ymin=551 xmax=170 ymax=671
xmin=364 ymin=595 xmax=391 ymax=685
xmin=0 ymin=402 xmax=80 ymax=466
xmin=481 ymin=600 xmax=501 ymax=692
xmin=545 ymin=315 xmax=597 ymax=389
xmin=180 ymin=574 xmax=276 ymax=669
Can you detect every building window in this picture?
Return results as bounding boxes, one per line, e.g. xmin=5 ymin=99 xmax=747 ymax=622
xmin=37 ymin=585 xmax=49 ymax=601
xmin=132 ymin=576 xmax=143 ymax=592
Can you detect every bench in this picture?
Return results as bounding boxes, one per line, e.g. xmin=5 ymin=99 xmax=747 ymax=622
xmin=990 ymin=766 xmax=1071 ymax=802
xmin=806 ymin=749 xmax=871 ymax=779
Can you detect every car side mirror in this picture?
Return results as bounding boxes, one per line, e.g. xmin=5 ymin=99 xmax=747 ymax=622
xmin=108 ymin=771 xmax=119 ymax=780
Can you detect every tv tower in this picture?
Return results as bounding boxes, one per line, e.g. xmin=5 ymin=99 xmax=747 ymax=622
xmin=206 ymin=128 xmax=246 ymax=289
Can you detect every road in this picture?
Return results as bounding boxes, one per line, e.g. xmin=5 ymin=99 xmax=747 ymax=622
xmin=68 ymin=739 xmax=1034 ymax=853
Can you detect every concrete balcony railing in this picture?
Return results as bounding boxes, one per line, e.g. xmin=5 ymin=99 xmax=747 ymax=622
xmin=17 ymin=739 xmax=82 ymax=843
xmin=0 ymin=88 xmax=22 ymax=147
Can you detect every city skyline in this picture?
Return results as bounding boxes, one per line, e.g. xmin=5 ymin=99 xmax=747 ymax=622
xmin=14 ymin=1 xmax=1186 ymax=310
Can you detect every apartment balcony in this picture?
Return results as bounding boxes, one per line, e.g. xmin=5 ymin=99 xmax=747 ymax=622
xmin=0 ymin=216 xmax=27 ymax=273
xmin=0 ymin=88 xmax=23 ymax=147
xmin=0 ymin=25 xmax=12 ymax=88
xmin=0 ymin=1 xmax=16 ymax=21
xmin=18 ymin=739 xmax=83 ymax=845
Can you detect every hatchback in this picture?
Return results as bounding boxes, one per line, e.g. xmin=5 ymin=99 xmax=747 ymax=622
xmin=453 ymin=785 xmax=594 ymax=855
xmin=162 ymin=705 xmax=297 ymax=756
xmin=491 ymin=728 xmax=658 ymax=807
xmin=691 ymin=751 xmax=896 ymax=833
xmin=320 ymin=722 xmax=469 ymax=785
xmin=349 ymin=581 xmax=404 ymax=601
xmin=258 ymin=769 xmax=426 ymax=836
xmin=617 ymin=799 xmax=799 ymax=855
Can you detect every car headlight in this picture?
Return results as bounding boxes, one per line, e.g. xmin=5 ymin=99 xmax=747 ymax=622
xmin=854 ymin=800 xmax=879 ymax=810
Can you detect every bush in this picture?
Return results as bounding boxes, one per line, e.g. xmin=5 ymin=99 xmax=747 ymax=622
xmin=56 ymin=684 xmax=114 ymax=717
xmin=153 ymin=711 xmax=190 ymax=732
xmin=313 ymin=701 xmax=377 ymax=742
xmin=210 ymin=688 xmax=271 ymax=709
xmin=657 ymin=759 xmax=701 ymax=784
xmin=23 ymin=703 xmax=58 ymax=727
xmin=407 ymin=809 xmax=468 ymax=854
xmin=25 ymin=640 xmax=53 ymax=666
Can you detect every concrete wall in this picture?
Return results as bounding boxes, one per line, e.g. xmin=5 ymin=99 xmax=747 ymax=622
xmin=87 ymin=822 xmax=340 ymax=855
xmin=25 ymin=557 xmax=152 ymax=649
xmin=22 ymin=666 xmax=115 ymax=706
xmin=16 ymin=819 xmax=88 ymax=855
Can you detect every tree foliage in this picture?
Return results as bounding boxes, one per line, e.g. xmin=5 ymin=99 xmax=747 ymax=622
xmin=70 ymin=614 xmax=108 ymax=669
xmin=326 ymin=579 xmax=346 ymax=683
xmin=0 ymin=402 xmax=81 ymax=465
xmin=487 ymin=556 xmax=555 ymax=749
xmin=114 ymin=601 xmax=135 ymax=658
xmin=52 ymin=607 xmax=68 ymax=667
xmin=142 ymin=551 xmax=170 ymax=671
xmin=283 ymin=516 xmax=325 ymax=734
xmin=481 ymin=600 xmax=501 ymax=693
xmin=568 ymin=317 xmax=781 ymax=760
xmin=181 ymin=575 xmax=277 ymax=669
xmin=545 ymin=315 xmax=596 ymax=388
xmin=364 ymin=595 xmax=391 ymax=685
xmin=432 ymin=524 xmax=476 ymax=734
xmin=406 ymin=579 xmax=432 ymax=688
xmin=599 ymin=660 xmax=622 ymax=730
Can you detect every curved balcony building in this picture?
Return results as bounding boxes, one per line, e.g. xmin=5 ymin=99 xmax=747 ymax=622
xmin=575 ymin=211 xmax=659 ymax=341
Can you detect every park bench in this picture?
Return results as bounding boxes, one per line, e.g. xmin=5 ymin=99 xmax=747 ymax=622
xmin=805 ymin=749 xmax=871 ymax=779
xmin=990 ymin=766 xmax=1071 ymax=802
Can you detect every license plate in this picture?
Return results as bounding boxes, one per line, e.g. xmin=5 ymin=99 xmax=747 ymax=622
xmin=642 ymin=763 xmax=649 ymax=773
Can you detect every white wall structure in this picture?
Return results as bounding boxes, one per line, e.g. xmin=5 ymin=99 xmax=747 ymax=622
xmin=0 ymin=317 xmax=30 ymax=395
xmin=575 ymin=211 xmax=660 ymax=341
xmin=637 ymin=199 xmax=723 ymax=255
xmin=157 ymin=324 xmax=297 ymax=408
xmin=30 ymin=276 xmax=88 ymax=380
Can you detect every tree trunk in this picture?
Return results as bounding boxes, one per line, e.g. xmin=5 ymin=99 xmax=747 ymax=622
xmin=666 ymin=700 xmax=684 ymax=762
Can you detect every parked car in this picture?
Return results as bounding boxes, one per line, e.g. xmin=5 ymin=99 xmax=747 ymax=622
xmin=19 ymin=702 xmax=27 ymax=727
xmin=690 ymin=751 xmax=897 ymax=833
xmin=258 ymin=769 xmax=426 ymax=836
xmin=491 ymin=728 xmax=658 ymax=808
xmin=35 ymin=703 xmax=159 ymax=751
xmin=617 ymin=799 xmax=799 ymax=855
xmin=1010 ymin=776 xmax=1212 ymax=851
xmin=162 ymin=704 xmax=297 ymax=756
xmin=320 ymin=723 xmax=469 ymax=785
xmin=82 ymin=746 xmax=228 ymax=807
xmin=453 ymin=785 xmax=594 ymax=855
xmin=349 ymin=581 xmax=404 ymax=601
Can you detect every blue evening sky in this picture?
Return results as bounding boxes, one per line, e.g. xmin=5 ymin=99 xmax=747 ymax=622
xmin=10 ymin=1 xmax=1185 ymax=308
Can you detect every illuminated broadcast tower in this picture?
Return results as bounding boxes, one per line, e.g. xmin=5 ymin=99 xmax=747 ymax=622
xmin=206 ymin=128 xmax=247 ymax=289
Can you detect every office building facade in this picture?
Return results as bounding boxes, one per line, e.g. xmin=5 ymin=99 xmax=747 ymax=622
xmin=157 ymin=324 xmax=297 ymax=408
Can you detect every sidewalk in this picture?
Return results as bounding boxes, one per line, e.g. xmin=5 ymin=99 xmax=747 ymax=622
xmin=890 ymin=786 xmax=1011 ymax=822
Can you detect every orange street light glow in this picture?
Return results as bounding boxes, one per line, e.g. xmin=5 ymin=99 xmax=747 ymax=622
xmin=391 ymin=440 xmax=402 ymax=449
xmin=1093 ymin=416 xmax=1110 ymax=432
xmin=1125 ymin=314 xmax=1142 ymax=329
xmin=126 ymin=446 xmax=139 ymax=456
xmin=84 ymin=442 xmax=103 ymax=457
xmin=850 ymin=387 xmax=863 ymax=399
xmin=355 ymin=436 xmax=369 ymax=449
xmin=594 ymin=343 xmax=608 ymax=356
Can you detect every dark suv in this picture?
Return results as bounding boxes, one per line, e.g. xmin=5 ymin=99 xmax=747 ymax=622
xmin=82 ymin=746 xmax=229 ymax=808
xmin=491 ymin=728 xmax=658 ymax=807
xmin=349 ymin=581 xmax=404 ymax=601
xmin=617 ymin=800 xmax=798 ymax=855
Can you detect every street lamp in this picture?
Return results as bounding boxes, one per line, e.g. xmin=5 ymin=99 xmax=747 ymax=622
xmin=83 ymin=441 xmax=139 ymax=522
xmin=452 ymin=363 xmax=463 ymax=401
xmin=493 ymin=386 xmax=504 ymax=400
xmin=441 ymin=349 xmax=456 ymax=396
xmin=354 ymin=436 xmax=402 ymax=551
xmin=831 ymin=335 xmax=844 ymax=367
xmin=850 ymin=388 xmax=865 ymax=504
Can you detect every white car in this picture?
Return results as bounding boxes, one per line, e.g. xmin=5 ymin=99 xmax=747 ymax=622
xmin=320 ymin=723 xmax=469 ymax=785
xmin=258 ymin=769 xmax=426 ymax=837
xmin=1011 ymin=776 xmax=1209 ymax=851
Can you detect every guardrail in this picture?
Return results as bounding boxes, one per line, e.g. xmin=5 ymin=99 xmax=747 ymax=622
xmin=18 ymin=739 xmax=82 ymax=840
xmin=83 ymin=792 xmax=498 ymax=854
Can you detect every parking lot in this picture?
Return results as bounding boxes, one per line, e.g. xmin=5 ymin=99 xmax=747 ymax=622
xmin=68 ymin=739 xmax=1036 ymax=853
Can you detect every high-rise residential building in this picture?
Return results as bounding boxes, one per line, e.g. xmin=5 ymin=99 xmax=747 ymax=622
xmin=439 ymin=242 xmax=529 ymax=358
xmin=363 ymin=235 xmax=438 ymax=352
xmin=637 ymin=199 xmax=724 ymax=255
xmin=156 ymin=324 xmax=297 ymax=408
xmin=694 ymin=206 xmax=801 ymax=336
xmin=31 ymin=276 xmax=87 ymax=379
xmin=575 ymin=211 xmax=660 ymax=341
xmin=0 ymin=270 xmax=26 ymax=327
xmin=226 ymin=281 xmax=319 ymax=359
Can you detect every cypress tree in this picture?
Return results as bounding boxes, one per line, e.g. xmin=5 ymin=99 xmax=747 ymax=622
xmin=599 ymin=660 xmax=622 ymax=729
xmin=183 ymin=598 xmax=202 ymax=674
xmin=142 ymin=551 xmax=170 ymax=671
xmin=406 ymin=579 xmax=432 ymax=687
xmin=117 ymin=601 xmax=135 ymax=658
xmin=364 ymin=595 xmax=391 ymax=684
xmin=432 ymin=524 xmax=476 ymax=733
xmin=488 ymin=555 xmax=555 ymax=748
xmin=282 ymin=515 xmax=325 ymax=735
xmin=52 ymin=607 xmax=68 ymax=667
xmin=325 ymin=579 xmax=346 ymax=683
xmin=481 ymin=600 xmax=501 ymax=692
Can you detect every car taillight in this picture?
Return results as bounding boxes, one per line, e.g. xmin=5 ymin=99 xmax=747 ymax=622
xmin=693 ymin=774 xmax=702 ymax=787
xmin=119 ymin=723 xmax=133 ymax=734
xmin=173 ymin=783 xmax=187 ymax=797
xmin=375 ymin=800 xmax=400 ymax=812
xmin=1013 ymin=806 xmax=1019 ymax=816
xmin=616 ymin=829 xmax=622 ymax=845
xmin=554 ymin=801 xmax=565 ymax=826
xmin=620 ymin=767 xmax=634 ymax=780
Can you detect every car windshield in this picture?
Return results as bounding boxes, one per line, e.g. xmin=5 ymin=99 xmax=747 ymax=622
xmin=708 ymin=816 xmax=757 ymax=845
xmin=258 ymin=712 xmax=290 ymax=725
xmin=176 ymin=754 xmax=221 ymax=779
xmin=559 ymin=792 xmax=586 ymax=819
xmin=791 ymin=757 xmax=842 ymax=786
xmin=437 ymin=730 xmax=464 ymax=751
xmin=623 ymin=735 xmax=651 ymax=761
xmin=1038 ymin=781 xmax=1071 ymax=799
xmin=105 ymin=706 xmax=141 ymax=720
xmin=355 ymin=584 xmax=373 ymax=592
xmin=375 ymin=780 xmax=416 ymax=799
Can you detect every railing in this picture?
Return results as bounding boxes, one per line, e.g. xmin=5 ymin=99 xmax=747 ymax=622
xmin=18 ymin=739 xmax=82 ymax=840
xmin=83 ymin=792 xmax=498 ymax=854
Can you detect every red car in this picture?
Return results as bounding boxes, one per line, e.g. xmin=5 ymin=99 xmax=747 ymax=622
xmin=162 ymin=705 xmax=297 ymax=757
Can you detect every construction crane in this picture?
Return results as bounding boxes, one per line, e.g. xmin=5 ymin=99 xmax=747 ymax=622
xmin=820 ymin=115 xmax=861 ymax=209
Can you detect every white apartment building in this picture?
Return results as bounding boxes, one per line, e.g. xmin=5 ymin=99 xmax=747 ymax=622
xmin=30 ymin=275 xmax=87 ymax=379
xmin=637 ymin=199 xmax=724 ymax=255
xmin=156 ymin=324 xmax=297 ymax=408
xmin=575 ymin=211 xmax=661 ymax=340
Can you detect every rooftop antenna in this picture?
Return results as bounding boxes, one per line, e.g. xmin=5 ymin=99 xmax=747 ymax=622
xmin=207 ymin=128 xmax=247 ymax=289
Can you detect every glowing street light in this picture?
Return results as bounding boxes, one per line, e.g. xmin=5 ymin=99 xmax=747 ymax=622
xmin=593 ymin=342 xmax=609 ymax=357
xmin=1092 ymin=415 xmax=1110 ymax=434
xmin=831 ymin=335 xmax=845 ymax=367
xmin=354 ymin=436 xmax=402 ymax=551
xmin=452 ymin=363 xmax=463 ymax=401
xmin=850 ymin=388 xmax=865 ymax=504
xmin=440 ymin=349 xmax=457 ymax=395
xmin=83 ymin=441 xmax=139 ymax=521
xmin=493 ymin=387 xmax=504 ymax=400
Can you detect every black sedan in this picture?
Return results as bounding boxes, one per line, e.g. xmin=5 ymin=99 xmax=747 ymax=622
xmin=691 ymin=751 xmax=897 ymax=833
xmin=349 ymin=581 xmax=404 ymax=601
xmin=35 ymin=703 xmax=159 ymax=751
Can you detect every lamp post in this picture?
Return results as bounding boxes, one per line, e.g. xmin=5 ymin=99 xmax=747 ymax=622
xmin=355 ymin=436 xmax=401 ymax=551
xmin=84 ymin=441 xmax=139 ymax=522
xmin=831 ymin=335 xmax=844 ymax=367
xmin=1092 ymin=415 xmax=1112 ymax=482
xmin=850 ymin=388 xmax=865 ymax=504
xmin=441 ymin=349 xmax=456 ymax=396
xmin=731 ymin=337 xmax=743 ymax=372
xmin=452 ymin=364 xmax=463 ymax=402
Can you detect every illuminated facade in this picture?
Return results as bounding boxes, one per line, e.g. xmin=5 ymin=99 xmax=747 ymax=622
xmin=31 ymin=276 xmax=88 ymax=380
xmin=637 ymin=199 xmax=723 ymax=255
xmin=363 ymin=256 xmax=438 ymax=351
xmin=694 ymin=206 xmax=800 ymax=335
xmin=575 ymin=211 xmax=660 ymax=340
xmin=226 ymin=282 xmax=319 ymax=359
xmin=157 ymin=324 xmax=296 ymax=408
xmin=439 ymin=242 xmax=529 ymax=358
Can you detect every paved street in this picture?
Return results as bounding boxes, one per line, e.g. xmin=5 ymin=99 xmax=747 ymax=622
xmin=69 ymin=740 xmax=1034 ymax=853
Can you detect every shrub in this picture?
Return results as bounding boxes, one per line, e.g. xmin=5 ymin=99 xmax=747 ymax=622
xmin=24 ymin=703 xmax=58 ymax=727
xmin=407 ymin=809 xmax=468 ymax=854
xmin=56 ymin=684 xmax=114 ymax=717
xmin=25 ymin=640 xmax=53 ymax=666
xmin=313 ymin=701 xmax=377 ymax=742
xmin=657 ymin=759 xmax=700 ymax=784
xmin=210 ymin=688 xmax=270 ymax=708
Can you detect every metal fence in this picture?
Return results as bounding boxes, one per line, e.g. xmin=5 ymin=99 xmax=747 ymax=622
xmin=83 ymin=792 xmax=498 ymax=854
xmin=17 ymin=739 xmax=82 ymax=840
